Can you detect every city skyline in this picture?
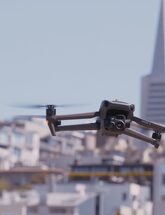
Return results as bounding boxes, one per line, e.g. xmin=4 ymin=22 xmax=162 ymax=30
xmin=0 ymin=0 xmax=161 ymax=119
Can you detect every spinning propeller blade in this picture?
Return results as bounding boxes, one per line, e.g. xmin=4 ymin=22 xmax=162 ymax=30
xmin=12 ymin=103 xmax=84 ymax=109
xmin=14 ymin=115 xmax=45 ymax=119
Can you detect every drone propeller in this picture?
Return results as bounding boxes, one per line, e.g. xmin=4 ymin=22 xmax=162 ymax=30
xmin=12 ymin=103 xmax=80 ymax=109
xmin=14 ymin=115 xmax=46 ymax=120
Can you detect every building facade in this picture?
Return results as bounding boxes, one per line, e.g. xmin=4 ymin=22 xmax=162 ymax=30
xmin=153 ymin=161 xmax=165 ymax=215
xmin=0 ymin=182 xmax=152 ymax=215
xmin=141 ymin=0 xmax=165 ymax=124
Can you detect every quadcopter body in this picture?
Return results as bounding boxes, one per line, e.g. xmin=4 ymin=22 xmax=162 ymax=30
xmin=98 ymin=100 xmax=134 ymax=136
xmin=17 ymin=100 xmax=165 ymax=149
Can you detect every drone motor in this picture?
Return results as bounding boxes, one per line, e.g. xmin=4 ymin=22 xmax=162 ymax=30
xmin=46 ymin=105 xmax=56 ymax=118
xmin=152 ymin=131 xmax=161 ymax=141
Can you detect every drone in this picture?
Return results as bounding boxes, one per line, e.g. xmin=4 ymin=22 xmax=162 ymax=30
xmin=16 ymin=100 xmax=165 ymax=149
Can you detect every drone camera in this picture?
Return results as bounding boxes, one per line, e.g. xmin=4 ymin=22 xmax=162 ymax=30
xmin=105 ymin=115 xmax=127 ymax=131
xmin=113 ymin=115 xmax=127 ymax=130
xmin=115 ymin=120 xmax=125 ymax=130
xmin=108 ymin=121 xmax=116 ymax=129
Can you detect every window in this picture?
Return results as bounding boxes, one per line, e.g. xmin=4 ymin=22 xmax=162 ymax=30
xmin=0 ymin=132 xmax=9 ymax=145
xmin=28 ymin=206 xmax=38 ymax=213
xmin=122 ymin=192 xmax=127 ymax=201
xmin=13 ymin=147 xmax=21 ymax=159
xmin=49 ymin=207 xmax=73 ymax=214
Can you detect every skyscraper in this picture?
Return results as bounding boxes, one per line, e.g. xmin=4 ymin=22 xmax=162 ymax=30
xmin=141 ymin=0 xmax=165 ymax=124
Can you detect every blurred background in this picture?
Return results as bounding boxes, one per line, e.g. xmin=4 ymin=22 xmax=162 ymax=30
xmin=0 ymin=0 xmax=164 ymax=214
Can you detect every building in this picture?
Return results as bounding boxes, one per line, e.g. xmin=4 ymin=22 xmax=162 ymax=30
xmin=48 ymin=182 xmax=152 ymax=215
xmin=0 ymin=182 xmax=152 ymax=215
xmin=0 ymin=189 xmax=96 ymax=215
xmin=0 ymin=123 xmax=40 ymax=168
xmin=0 ymin=190 xmax=39 ymax=215
xmin=141 ymin=0 xmax=165 ymax=123
xmin=153 ymin=160 xmax=165 ymax=215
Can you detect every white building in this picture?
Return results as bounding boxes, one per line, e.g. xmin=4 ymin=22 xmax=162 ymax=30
xmin=0 ymin=122 xmax=40 ymax=168
xmin=0 ymin=190 xmax=39 ymax=215
xmin=0 ymin=189 xmax=96 ymax=215
xmin=141 ymin=0 xmax=165 ymax=123
xmin=153 ymin=160 xmax=165 ymax=215
xmin=46 ymin=182 xmax=152 ymax=215
xmin=0 ymin=204 xmax=27 ymax=215
xmin=0 ymin=182 xmax=152 ymax=215
xmin=45 ymin=191 xmax=96 ymax=215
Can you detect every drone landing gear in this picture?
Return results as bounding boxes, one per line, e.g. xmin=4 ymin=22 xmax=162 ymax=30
xmin=153 ymin=141 xmax=160 ymax=149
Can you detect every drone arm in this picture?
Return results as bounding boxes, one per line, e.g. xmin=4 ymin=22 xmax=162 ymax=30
xmin=132 ymin=116 xmax=165 ymax=132
xmin=52 ymin=112 xmax=99 ymax=121
xmin=56 ymin=123 xmax=100 ymax=132
xmin=123 ymin=128 xmax=159 ymax=148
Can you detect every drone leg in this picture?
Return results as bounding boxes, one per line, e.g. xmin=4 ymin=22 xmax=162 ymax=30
xmin=47 ymin=122 xmax=56 ymax=136
xmin=123 ymin=128 xmax=160 ymax=148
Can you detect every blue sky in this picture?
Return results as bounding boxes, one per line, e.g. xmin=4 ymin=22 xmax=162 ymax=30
xmin=0 ymin=0 xmax=161 ymax=119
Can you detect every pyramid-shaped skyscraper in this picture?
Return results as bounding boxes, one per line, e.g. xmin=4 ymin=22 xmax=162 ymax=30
xmin=141 ymin=0 xmax=165 ymax=123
